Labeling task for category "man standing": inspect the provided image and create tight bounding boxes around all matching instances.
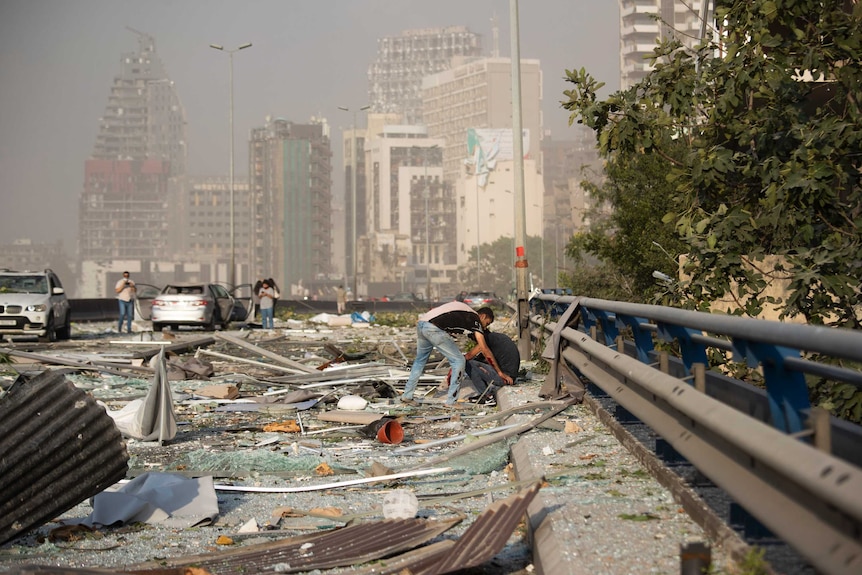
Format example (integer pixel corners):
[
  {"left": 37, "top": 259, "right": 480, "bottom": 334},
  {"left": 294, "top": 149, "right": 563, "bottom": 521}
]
[
  {"left": 259, "top": 279, "right": 276, "bottom": 329},
  {"left": 335, "top": 285, "right": 347, "bottom": 314},
  {"left": 114, "top": 271, "right": 136, "bottom": 334},
  {"left": 401, "top": 302, "right": 512, "bottom": 406}
]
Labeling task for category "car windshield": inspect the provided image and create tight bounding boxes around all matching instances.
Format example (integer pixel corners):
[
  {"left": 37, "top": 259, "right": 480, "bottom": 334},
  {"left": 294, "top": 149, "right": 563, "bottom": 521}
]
[
  {"left": 0, "top": 275, "right": 48, "bottom": 294},
  {"left": 164, "top": 285, "right": 205, "bottom": 295}
]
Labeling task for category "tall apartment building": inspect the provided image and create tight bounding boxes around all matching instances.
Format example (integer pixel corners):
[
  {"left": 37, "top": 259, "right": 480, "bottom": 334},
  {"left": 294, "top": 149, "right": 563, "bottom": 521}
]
[
  {"left": 182, "top": 176, "right": 252, "bottom": 269},
  {"left": 422, "top": 57, "right": 542, "bottom": 184},
  {"left": 368, "top": 27, "right": 482, "bottom": 125},
  {"left": 619, "top": 0, "right": 710, "bottom": 90},
  {"left": 362, "top": 126, "right": 448, "bottom": 298},
  {"left": 249, "top": 117, "right": 332, "bottom": 296},
  {"left": 77, "top": 30, "right": 187, "bottom": 293}
]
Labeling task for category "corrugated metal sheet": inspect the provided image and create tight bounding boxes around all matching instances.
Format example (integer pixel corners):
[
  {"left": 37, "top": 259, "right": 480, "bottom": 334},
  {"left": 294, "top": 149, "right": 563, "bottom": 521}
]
[
  {"left": 0, "top": 370, "right": 129, "bottom": 545},
  {"left": 419, "top": 480, "right": 542, "bottom": 575},
  {"left": 130, "top": 516, "right": 461, "bottom": 574},
  {"left": 131, "top": 480, "right": 542, "bottom": 575},
  {"left": 7, "top": 567, "right": 206, "bottom": 575}
]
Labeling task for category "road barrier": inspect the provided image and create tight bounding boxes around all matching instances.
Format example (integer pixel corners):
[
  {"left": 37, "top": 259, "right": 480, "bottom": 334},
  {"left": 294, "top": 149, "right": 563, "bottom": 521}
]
[{"left": 528, "top": 294, "right": 862, "bottom": 575}]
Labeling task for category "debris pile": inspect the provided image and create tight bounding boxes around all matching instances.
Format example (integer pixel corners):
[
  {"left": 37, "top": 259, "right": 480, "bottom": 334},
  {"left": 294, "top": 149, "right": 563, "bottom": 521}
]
[{"left": 0, "top": 319, "right": 566, "bottom": 574}]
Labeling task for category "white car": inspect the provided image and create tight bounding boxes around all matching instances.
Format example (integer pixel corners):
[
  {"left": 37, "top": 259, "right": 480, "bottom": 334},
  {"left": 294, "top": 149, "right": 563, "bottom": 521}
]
[
  {"left": 0, "top": 268, "right": 71, "bottom": 342},
  {"left": 150, "top": 283, "right": 234, "bottom": 332}
]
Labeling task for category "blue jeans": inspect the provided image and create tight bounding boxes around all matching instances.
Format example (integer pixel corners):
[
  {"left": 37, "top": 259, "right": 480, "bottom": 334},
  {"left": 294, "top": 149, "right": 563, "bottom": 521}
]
[
  {"left": 260, "top": 307, "right": 274, "bottom": 329},
  {"left": 118, "top": 299, "right": 134, "bottom": 333},
  {"left": 465, "top": 360, "right": 504, "bottom": 398},
  {"left": 402, "top": 321, "right": 466, "bottom": 405}
]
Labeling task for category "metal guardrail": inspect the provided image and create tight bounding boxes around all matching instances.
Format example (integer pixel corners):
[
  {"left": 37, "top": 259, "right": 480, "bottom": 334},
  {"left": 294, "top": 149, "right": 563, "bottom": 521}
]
[{"left": 528, "top": 294, "right": 862, "bottom": 575}]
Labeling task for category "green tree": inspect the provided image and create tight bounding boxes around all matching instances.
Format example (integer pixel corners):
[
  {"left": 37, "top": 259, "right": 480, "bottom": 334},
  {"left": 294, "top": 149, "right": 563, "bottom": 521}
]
[
  {"left": 460, "top": 235, "right": 555, "bottom": 298},
  {"left": 562, "top": 0, "right": 862, "bottom": 327},
  {"left": 564, "top": 139, "right": 689, "bottom": 303}
]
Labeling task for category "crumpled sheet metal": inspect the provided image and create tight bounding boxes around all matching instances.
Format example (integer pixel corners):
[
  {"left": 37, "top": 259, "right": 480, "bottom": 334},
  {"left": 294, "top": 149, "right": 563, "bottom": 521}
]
[
  {"left": 104, "top": 346, "right": 177, "bottom": 444},
  {"left": 5, "top": 567, "right": 206, "bottom": 575},
  {"left": 0, "top": 370, "right": 129, "bottom": 546},
  {"left": 129, "top": 480, "right": 543, "bottom": 575},
  {"left": 407, "top": 479, "right": 543, "bottom": 575},
  {"left": 131, "top": 516, "right": 462, "bottom": 574}
]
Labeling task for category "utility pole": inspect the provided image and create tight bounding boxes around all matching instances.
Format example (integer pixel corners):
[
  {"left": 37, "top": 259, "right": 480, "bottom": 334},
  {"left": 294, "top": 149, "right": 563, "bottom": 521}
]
[{"left": 510, "top": 0, "right": 531, "bottom": 358}]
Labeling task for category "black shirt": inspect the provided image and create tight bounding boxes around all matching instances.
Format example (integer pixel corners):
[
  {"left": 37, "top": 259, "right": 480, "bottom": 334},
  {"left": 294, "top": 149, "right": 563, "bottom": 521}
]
[
  {"left": 420, "top": 301, "right": 484, "bottom": 337},
  {"left": 477, "top": 332, "right": 520, "bottom": 380}
]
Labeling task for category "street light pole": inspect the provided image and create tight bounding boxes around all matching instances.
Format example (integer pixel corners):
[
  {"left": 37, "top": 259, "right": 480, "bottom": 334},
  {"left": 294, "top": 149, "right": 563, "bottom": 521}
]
[
  {"left": 424, "top": 160, "right": 431, "bottom": 301},
  {"left": 338, "top": 105, "right": 370, "bottom": 299},
  {"left": 476, "top": 174, "right": 481, "bottom": 287},
  {"left": 210, "top": 42, "right": 252, "bottom": 289}
]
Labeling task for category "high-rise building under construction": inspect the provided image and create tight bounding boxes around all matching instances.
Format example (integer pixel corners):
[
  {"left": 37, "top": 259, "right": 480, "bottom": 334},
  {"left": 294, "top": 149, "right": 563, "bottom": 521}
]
[{"left": 78, "top": 29, "right": 187, "bottom": 265}]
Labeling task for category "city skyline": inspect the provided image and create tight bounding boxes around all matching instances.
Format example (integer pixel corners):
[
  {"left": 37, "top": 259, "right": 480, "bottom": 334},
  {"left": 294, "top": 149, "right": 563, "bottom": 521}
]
[{"left": 0, "top": 1, "right": 620, "bottom": 250}]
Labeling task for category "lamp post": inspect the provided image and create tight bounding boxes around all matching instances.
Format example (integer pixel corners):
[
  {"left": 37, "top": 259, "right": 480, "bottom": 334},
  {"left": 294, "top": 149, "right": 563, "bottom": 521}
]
[
  {"left": 424, "top": 160, "right": 431, "bottom": 301},
  {"left": 338, "top": 105, "right": 370, "bottom": 299},
  {"left": 210, "top": 41, "right": 252, "bottom": 289},
  {"left": 475, "top": 173, "right": 481, "bottom": 287}
]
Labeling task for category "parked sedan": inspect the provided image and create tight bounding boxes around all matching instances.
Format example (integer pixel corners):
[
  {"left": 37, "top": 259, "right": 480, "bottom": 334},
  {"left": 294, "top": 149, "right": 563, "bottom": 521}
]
[
  {"left": 150, "top": 283, "right": 234, "bottom": 331},
  {"left": 461, "top": 291, "right": 503, "bottom": 309}
]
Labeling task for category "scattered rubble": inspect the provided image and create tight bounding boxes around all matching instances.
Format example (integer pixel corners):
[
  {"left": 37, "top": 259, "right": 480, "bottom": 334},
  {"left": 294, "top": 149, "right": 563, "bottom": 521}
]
[
  {"left": 0, "top": 318, "right": 547, "bottom": 573},
  {"left": 0, "top": 371, "right": 129, "bottom": 546}
]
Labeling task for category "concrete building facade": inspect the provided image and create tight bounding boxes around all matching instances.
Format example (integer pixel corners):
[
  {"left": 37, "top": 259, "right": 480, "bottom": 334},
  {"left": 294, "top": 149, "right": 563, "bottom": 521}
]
[
  {"left": 455, "top": 158, "right": 545, "bottom": 270},
  {"left": 360, "top": 125, "right": 450, "bottom": 299},
  {"left": 422, "top": 57, "right": 543, "bottom": 183},
  {"left": 368, "top": 27, "right": 482, "bottom": 125},
  {"left": 619, "top": 0, "right": 709, "bottom": 90},
  {"left": 249, "top": 117, "right": 333, "bottom": 297}
]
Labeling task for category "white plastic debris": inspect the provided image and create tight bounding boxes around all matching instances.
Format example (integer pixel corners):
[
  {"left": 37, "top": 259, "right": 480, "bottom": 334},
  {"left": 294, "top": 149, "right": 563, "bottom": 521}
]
[
  {"left": 382, "top": 489, "right": 419, "bottom": 520},
  {"left": 337, "top": 395, "right": 368, "bottom": 411}
]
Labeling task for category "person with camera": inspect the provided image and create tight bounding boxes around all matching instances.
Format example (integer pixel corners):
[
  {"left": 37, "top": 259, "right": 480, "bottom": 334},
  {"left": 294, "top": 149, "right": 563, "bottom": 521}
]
[
  {"left": 258, "top": 279, "right": 276, "bottom": 329},
  {"left": 114, "top": 271, "right": 136, "bottom": 333}
]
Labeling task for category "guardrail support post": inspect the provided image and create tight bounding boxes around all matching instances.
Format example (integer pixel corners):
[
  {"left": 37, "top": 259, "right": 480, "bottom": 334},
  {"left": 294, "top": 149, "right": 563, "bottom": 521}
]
[
  {"left": 810, "top": 407, "right": 832, "bottom": 453},
  {"left": 680, "top": 540, "right": 711, "bottom": 575}
]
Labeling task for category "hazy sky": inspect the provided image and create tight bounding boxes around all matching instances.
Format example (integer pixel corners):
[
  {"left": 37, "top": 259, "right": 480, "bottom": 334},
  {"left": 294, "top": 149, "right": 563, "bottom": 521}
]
[{"left": 0, "top": 0, "right": 619, "bottom": 250}]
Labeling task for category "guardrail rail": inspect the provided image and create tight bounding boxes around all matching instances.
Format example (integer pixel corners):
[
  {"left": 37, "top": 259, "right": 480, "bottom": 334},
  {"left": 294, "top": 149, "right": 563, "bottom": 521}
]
[{"left": 529, "top": 294, "right": 862, "bottom": 575}]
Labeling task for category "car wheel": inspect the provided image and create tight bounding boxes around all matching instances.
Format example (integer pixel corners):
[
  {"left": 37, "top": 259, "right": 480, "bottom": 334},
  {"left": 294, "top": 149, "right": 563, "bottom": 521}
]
[
  {"left": 56, "top": 316, "right": 71, "bottom": 340},
  {"left": 152, "top": 322, "right": 164, "bottom": 333},
  {"left": 39, "top": 314, "right": 57, "bottom": 343}
]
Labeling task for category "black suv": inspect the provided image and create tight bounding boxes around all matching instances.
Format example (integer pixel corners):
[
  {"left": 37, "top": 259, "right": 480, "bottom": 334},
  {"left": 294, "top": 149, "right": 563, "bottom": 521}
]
[{"left": 0, "top": 268, "right": 71, "bottom": 342}]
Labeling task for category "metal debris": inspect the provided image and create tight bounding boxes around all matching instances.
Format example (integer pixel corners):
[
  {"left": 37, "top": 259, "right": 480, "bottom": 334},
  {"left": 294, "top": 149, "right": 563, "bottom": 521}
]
[
  {"left": 130, "top": 515, "right": 463, "bottom": 574},
  {"left": 0, "top": 370, "right": 129, "bottom": 546}
]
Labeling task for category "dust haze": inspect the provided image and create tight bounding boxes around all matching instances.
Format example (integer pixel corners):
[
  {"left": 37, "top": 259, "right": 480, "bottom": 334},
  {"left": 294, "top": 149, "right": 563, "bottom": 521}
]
[{"left": 0, "top": 0, "right": 619, "bottom": 249}]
